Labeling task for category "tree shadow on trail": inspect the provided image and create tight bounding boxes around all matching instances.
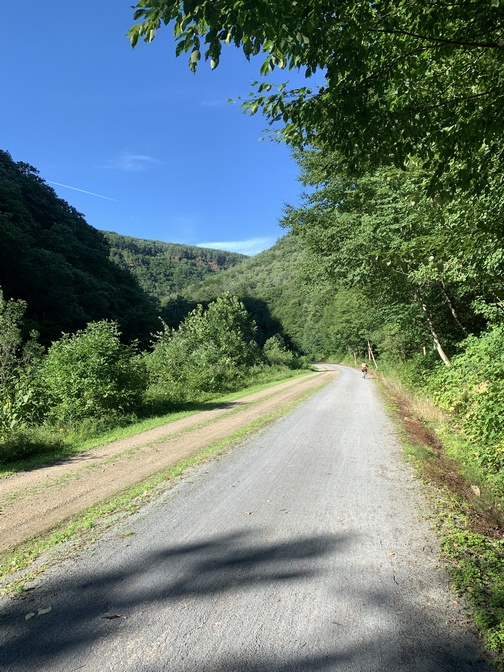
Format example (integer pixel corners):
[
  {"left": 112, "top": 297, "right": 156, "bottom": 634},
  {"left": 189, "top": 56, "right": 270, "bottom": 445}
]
[
  {"left": 0, "top": 529, "right": 348, "bottom": 669},
  {"left": 0, "top": 528, "right": 494, "bottom": 671}
]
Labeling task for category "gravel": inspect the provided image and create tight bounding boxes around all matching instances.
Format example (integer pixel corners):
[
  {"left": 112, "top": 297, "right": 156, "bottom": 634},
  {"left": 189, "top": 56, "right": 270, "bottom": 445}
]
[{"left": 0, "top": 365, "right": 491, "bottom": 671}]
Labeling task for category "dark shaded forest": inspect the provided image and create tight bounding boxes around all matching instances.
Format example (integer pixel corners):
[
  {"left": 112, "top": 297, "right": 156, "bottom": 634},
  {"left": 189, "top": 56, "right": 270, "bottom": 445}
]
[{"left": 0, "top": 151, "right": 158, "bottom": 346}]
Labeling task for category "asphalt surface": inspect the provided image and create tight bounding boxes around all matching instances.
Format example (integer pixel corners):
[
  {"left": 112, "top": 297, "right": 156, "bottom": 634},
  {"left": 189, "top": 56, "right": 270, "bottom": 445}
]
[{"left": 0, "top": 365, "right": 491, "bottom": 671}]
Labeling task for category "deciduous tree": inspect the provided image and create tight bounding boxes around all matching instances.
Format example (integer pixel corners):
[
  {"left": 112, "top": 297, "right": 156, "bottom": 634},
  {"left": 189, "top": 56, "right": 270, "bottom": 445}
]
[
  {"left": 129, "top": 0, "right": 504, "bottom": 190},
  {"left": 282, "top": 151, "right": 503, "bottom": 364}
]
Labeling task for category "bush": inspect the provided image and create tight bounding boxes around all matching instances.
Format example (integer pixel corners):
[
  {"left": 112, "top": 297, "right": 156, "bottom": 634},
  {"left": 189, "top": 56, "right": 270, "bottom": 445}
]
[
  {"left": 38, "top": 321, "right": 147, "bottom": 424},
  {"left": 0, "top": 371, "right": 44, "bottom": 439},
  {"left": 0, "top": 289, "right": 44, "bottom": 441},
  {"left": 263, "top": 334, "right": 295, "bottom": 367},
  {"left": 146, "top": 294, "right": 260, "bottom": 401},
  {"left": 428, "top": 326, "right": 504, "bottom": 475},
  {"left": 263, "top": 333, "right": 309, "bottom": 370}
]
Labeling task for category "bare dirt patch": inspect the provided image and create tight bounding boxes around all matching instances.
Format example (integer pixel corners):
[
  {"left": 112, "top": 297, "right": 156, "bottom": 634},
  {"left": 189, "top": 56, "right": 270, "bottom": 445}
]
[
  {"left": 384, "top": 383, "right": 504, "bottom": 539},
  {"left": 0, "top": 371, "right": 337, "bottom": 553}
]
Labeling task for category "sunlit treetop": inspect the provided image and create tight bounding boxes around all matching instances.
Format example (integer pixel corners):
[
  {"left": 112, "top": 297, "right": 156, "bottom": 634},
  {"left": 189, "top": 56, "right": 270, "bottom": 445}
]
[{"left": 129, "top": 1, "right": 504, "bottom": 191}]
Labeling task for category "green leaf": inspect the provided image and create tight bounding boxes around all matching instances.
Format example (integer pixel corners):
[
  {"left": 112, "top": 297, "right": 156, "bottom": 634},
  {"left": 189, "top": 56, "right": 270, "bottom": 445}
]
[{"left": 127, "top": 0, "right": 504, "bottom": 193}]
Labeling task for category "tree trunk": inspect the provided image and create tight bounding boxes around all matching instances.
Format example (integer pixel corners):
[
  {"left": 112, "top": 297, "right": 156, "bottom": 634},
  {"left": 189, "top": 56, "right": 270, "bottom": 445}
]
[
  {"left": 439, "top": 282, "right": 467, "bottom": 335},
  {"left": 416, "top": 291, "right": 451, "bottom": 366},
  {"left": 495, "top": 296, "right": 504, "bottom": 314}
]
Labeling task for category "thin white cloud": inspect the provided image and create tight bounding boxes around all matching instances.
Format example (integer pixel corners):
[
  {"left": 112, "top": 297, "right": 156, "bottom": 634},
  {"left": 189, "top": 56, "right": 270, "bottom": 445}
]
[
  {"left": 47, "top": 181, "right": 117, "bottom": 201},
  {"left": 197, "top": 237, "right": 276, "bottom": 256},
  {"left": 103, "top": 153, "right": 162, "bottom": 172},
  {"left": 200, "top": 99, "right": 228, "bottom": 107}
]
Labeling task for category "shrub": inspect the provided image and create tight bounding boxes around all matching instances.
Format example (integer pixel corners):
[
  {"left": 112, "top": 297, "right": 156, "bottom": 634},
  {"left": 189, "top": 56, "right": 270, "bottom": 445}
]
[
  {"left": 146, "top": 294, "right": 260, "bottom": 401},
  {"left": 38, "top": 321, "right": 147, "bottom": 424},
  {"left": 0, "top": 289, "right": 44, "bottom": 441},
  {"left": 263, "top": 333, "right": 307, "bottom": 369},
  {"left": 428, "top": 326, "right": 504, "bottom": 475}
]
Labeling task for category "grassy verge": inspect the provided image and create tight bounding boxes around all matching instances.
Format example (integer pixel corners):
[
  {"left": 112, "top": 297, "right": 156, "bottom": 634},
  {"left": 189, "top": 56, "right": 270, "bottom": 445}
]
[
  {"left": 0, "top": 378, "right": 326, "bottom": 594},
  {"left": 0, "top": 368, "right": 313, "bottom": 477},
  {"left": 378, "top": 372, "right": 504, "bottom": 669}
]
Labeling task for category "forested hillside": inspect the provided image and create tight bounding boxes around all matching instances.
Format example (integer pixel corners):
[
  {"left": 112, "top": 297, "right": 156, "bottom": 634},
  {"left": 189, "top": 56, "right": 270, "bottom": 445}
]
[
  {"left": 0, "top": 151, "right": 158, "bottom": 345},
  {"left": 175, "top": 234, "right": 313, "bottom": 348},
  {"left": 103, "top": 231, "right": 246, "bottom": 302},
  {"left": 282, "top": 151, "right": 504, "bottom": 366},
  {"left": 0, "top": 151, "right": 308, "bottom": 474}
]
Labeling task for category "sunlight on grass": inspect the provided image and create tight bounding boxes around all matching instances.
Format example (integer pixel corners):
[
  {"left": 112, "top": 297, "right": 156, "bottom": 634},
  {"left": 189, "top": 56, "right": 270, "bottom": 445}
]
[
  {"left": 379, "top": 369, "right": 504, "bottom": 666},
  {"left": 0, "top": 380, "right": 323, "bottom": 593},
  {"left": 0, "top": 368, "right": 313, "bottom": 477}
]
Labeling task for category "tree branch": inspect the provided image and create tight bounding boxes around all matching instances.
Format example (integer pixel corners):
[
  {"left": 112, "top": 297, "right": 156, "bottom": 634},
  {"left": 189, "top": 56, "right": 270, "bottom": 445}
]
[{"left": 367, "top": 27, "right": 504, "bottom": 50}]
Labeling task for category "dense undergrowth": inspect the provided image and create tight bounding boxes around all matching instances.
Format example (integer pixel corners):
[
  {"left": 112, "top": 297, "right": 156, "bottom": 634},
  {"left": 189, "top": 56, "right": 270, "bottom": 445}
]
[
  {"left": 380, "top": 351, "right": 504, "bottom": 668},
  {"left": 0, "top": 290, "right": 310, "bottom": 473},
  {"left": 390, "top": 325, "right": 504, "bottom": 501}
]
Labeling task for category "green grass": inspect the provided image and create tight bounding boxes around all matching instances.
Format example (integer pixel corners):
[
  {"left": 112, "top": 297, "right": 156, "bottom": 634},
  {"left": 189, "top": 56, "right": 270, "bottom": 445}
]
[
  {"left": 0, "top": 367, "right": 313, "bottom": 477},
  {"left": 0, "top": 378, "right": 325, "bottom": 594},
  {"left": 442, "top": 529, "right": 504, "bottom": 667},
  {"left": 378, "top": 370, "right": 504, "bottom": 668}
]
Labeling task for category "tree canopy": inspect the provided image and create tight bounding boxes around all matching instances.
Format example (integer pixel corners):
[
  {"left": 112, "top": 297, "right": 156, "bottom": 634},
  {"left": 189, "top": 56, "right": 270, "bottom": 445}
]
[
  {"left": 282, "top": 149, "right": 504, "bottom": 364},
  {"left": 129, "top": 0, "right": 504, "bottom": 190}
]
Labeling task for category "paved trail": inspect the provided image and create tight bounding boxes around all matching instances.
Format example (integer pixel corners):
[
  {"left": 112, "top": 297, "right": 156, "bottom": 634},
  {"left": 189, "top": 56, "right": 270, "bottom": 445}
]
[{"left": 0, "top": 366, "right": 490, "bottom": 670}]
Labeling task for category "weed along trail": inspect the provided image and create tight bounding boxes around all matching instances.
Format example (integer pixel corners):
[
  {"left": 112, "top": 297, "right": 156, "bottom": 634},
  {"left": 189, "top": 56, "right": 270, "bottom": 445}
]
[
  {"left": 0, "top": 366, "right": 491, "bottom": 671},
  {"left": 0, "top": 372, "right": 332, "bottom": 553}
]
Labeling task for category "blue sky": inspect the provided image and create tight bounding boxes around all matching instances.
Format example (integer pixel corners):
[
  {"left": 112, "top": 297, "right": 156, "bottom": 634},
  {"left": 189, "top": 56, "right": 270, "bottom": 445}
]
[{"left": 1, "top": 2, "right": 312, "bottom": 256}]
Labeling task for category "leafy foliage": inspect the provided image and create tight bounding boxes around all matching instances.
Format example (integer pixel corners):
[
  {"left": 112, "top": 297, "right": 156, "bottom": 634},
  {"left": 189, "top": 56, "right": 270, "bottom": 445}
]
[
  {"left": 429, "top": 326, "right": 504, "bottom": 480},
  {"left": 38, "top": 321, "right": 148, "bottom": 424},
  {"left": 0, "top": 290, "right": 43, "bottom": 440},
  {"left": 147, "top": 293, "right": 260, "bottom": 400},
  {"left": 0, "top": 293, "right": 32, "bottom": 389},
  {"left": 282, "top": 150, "right": 504, "bottom": 364},
  {"left": 263, "top": 333, "right": 306, "bottom": 369},
  {"left": 129, "top": 0, "right": 504, "bottom": 191}
]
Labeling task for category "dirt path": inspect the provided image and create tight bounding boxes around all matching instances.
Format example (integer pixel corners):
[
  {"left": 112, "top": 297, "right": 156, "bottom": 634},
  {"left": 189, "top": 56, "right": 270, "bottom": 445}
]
[
  {"left": 0, "top": 371, "right": 336, "bottom": 553},
  {"left": 0, "top": 364, "right": 490, "bottom": 672}
]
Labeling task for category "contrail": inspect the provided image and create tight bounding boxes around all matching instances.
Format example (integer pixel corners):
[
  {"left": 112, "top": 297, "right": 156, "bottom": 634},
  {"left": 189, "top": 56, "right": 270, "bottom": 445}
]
[{"left": 47, "top": 181, "right": 117, "bottom": 201}]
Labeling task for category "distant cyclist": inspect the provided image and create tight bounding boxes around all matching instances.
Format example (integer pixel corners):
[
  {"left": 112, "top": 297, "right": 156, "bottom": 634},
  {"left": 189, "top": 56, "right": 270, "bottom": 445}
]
[{"left": 361, "top": 362, "right": 368, "bottom": 379}]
